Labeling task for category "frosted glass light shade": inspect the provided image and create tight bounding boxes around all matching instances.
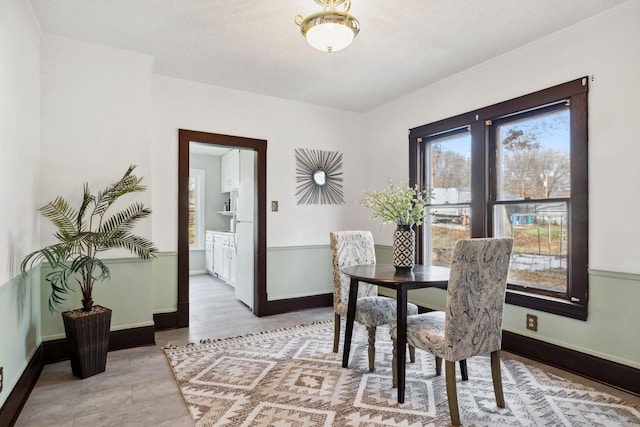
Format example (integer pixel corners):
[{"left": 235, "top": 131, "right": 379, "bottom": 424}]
[
  {"left": 295, "top": 7, "right": 360, "bottom": 53},
  {"left": 306, "top": 22, "right": 355, "bottom": 52}
]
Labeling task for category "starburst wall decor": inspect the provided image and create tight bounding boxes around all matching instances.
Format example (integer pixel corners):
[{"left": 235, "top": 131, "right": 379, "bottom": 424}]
[{"left": 295, "top": 148, "right": 344, "bottom": 205}]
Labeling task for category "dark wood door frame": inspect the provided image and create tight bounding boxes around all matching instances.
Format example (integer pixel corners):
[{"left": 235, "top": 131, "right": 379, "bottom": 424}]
[{"left": 178, "top": 129, "right": 268, "bottom": 327}]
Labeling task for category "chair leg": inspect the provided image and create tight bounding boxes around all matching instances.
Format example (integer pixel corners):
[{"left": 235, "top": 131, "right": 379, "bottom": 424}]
[
  {"left": 459, "top": 359, "right": 469, "bottom": 381},
  {"left": 409, "top": 345, "right": 416, "bottom": 363},
  {"left": 333, "top": 313, "right": 340, "bottom": 353},
  {"left": 391, "top": 338, "right": 397, "bottom": 388},
  {"left": 435, "top": 356, "right": 442, "bottom": 376},
  {"left": 491, "top": 350, "right": 505, "bottom": 408},
  {"left": 445, "top": 360, "right": 461, "bottom": 426},
  {"left": 367, "top": 326, "right": 376, "bottom": 372}
]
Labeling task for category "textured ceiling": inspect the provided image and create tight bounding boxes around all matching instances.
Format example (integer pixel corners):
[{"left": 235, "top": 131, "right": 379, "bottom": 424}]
[{"left": 29, "top": 0, "right": 627, "bottom": 112}]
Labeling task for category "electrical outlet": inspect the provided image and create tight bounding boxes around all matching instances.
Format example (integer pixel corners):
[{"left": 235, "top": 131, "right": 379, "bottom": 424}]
[
  {"left": 526, "top": 314, "right": 538, "bottom": 331},
  {"left": 271, "top": 201, "right": 278, "bottom": 212}
]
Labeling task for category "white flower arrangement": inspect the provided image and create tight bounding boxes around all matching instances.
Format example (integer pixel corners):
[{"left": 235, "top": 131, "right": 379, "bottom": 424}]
[{"left": 360, "top": 180, "right": 431, "bottom": 226}]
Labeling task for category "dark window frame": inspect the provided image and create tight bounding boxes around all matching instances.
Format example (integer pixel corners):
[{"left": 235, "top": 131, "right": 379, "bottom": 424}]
[{"left": 409, "top": 77, "right": 589, "bottom": 320}]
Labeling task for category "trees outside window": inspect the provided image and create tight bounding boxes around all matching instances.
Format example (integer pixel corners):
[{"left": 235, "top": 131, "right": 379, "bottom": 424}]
[
  {"left": 493, "top": 105, "right": 571, "bottom": 295},
  {"left": 423, "top": 129, "right": 472, "bottom": 267},
  {"left": 410, "top": 77, "right": 588, "bottom": 319}
]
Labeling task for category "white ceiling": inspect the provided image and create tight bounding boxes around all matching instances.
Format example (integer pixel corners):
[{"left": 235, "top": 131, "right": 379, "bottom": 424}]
[{"left": 29, "top": 0, "right": 627, "bottom": 112}]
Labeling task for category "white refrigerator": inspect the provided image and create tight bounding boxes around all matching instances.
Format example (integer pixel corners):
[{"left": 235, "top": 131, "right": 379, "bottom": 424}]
[{"left": 233, "top": 150, "right": 255, "bottom": 310}]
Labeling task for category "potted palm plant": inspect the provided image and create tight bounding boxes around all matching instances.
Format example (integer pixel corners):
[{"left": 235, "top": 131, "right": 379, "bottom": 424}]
[
  {"left": 360, "top": 180, "right": 431, "bottom": 270},
  {"left": 21, "top": 165, "right": 157, "bottom": 378}
]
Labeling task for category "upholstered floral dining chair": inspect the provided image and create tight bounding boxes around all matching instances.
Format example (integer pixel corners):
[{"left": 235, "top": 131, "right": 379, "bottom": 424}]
[
  {"left": 330, "top": 230, "right": 418, "bottom": 372},
  {"left": 389, "top": 237, "right": 513, "bottom": 426}
]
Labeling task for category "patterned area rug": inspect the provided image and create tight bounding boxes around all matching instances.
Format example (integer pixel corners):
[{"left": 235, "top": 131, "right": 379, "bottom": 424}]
[{"left": 164, "top": 321, "right": 640, "bottom": 426}]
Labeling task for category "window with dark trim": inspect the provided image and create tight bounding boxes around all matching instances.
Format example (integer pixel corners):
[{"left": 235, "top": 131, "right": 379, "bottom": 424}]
[{"left": 409, "top": 77, "right": 589, "bottom": 320}]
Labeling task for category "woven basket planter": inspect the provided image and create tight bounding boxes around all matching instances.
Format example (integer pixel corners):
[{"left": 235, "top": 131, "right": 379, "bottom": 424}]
[{"left": 62, "top": 305, "right": 112, "bottom": 379}]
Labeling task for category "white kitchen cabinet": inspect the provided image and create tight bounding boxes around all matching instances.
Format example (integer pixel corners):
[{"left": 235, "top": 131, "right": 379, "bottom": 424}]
[
  {"left": 213, "top": 233, "right": 226, "bottom": 278},
  {"left": 221, "top": 149, "right": 240, "bottom": 192},
  {"left": 211, "top": 231, "right": 235, "bottom": 286},
  {"left": 205, "top": 231, "right": 215, "bottom": 275},
  {"left": 227, "top": 236, "right": 236, "bottom": 286}
]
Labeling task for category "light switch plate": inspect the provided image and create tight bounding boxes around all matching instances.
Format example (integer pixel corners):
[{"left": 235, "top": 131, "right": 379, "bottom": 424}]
[{"left": 271, "top": 201, "right": 278, "bottom": 212}]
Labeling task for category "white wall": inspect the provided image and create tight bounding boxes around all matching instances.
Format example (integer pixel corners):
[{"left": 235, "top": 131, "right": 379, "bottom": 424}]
[
  {"left": 151, "top": 75, "right": 366, "bottom": 250},
  {"left": 38, "top": 36, "right": 156, "bottom": 331},
  {"left": 0, "top": 0, "right": 41, "bottom": 409},
  {"left": 35, "top": 37, "right": 367, "bottom": 313},
  {"left": 150, "top": 76, "right": 366, "bottom": 303},
  {"left": 0, "top": 0, "right": 41, "bottom": 284},
  {"left": 363, "top": 1, "right": 640, "bottom": 367},
  {"left": 40, "top": 36, "right": 155, "bottom": 245}
]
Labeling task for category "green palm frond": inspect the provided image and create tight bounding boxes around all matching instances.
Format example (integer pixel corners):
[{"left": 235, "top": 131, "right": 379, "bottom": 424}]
[
  {"left": 77, "top": 182, "right": 95, "bottom": 232},
  {"left": 105, "top": 235, "right": 157, "bottom": 259},
  {"left": 93, "top": 165, "right": 146, "bottom": 217},
  {"left": 39, "top": 197, "right": 78, "bottom": 235},
  {"left": 40, "top": 254, "right": 111, "bottom": 312},
  {"left": 54, "top": 229, "right": 92, "bottom": 256},
  {"left": 46, "top": 268, "right": 73, "bottom": 312},
  {"left": 21, "top": 165, "right": 156, "bottom": 312},
  {"left": 21, "top": 243, "right": 72, "bottom": 274},
  {"left": 98, "top": 202, "right": 151, "bottom": 238},
  {"left": 69, "top": 255, "right": 110, "bottom": 283}
]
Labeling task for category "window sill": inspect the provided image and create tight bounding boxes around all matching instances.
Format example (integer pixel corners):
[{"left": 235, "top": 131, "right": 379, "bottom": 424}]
[{"left": 506, "top": 289, "right": 587, "bottom": 320}]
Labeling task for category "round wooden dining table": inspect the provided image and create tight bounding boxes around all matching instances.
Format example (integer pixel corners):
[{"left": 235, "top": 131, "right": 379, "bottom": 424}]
[{"left": 340, "top": 264, "right": 450, "bottom": 403}]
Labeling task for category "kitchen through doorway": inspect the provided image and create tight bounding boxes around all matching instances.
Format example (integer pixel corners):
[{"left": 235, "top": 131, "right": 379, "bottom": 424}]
[
  {"left": 177, "top": 130, "right": 267, "bottom": 328},
  {"left": 191, "top": 144, "right": 255, "bottom": 309}
]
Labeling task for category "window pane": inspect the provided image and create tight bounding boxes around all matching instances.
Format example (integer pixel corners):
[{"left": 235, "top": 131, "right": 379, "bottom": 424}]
[
  {"left": 189, "top": 169, "right": 205, "bottom": 250},
  {"left": 494, "top": 202, "right": 568, "bottom": 293},
  {"left": 428, "top": 132, "right": 471, "bottom": 204},
  {"left": 427, "top": 208, "right": 471, "bottom": 266},
  {"left": 496, "top": 108, "right": 570, "bottom": 201},
  {"left": 412, "top": 78, "right": 588, "bottom": 319},
  {"left": 424, "top": 131, "right": 471, "bottom": 266}
]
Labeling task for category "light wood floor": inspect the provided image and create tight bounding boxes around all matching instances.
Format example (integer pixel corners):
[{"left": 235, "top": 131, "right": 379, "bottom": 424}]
[{"left": 14, "top": 274, "right": 639, "bottom": 426}]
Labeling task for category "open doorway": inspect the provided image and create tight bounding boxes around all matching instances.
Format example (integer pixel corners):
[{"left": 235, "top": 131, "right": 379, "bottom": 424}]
[{"left": 177, "top": 129, "right": 267, "bottom": 327}]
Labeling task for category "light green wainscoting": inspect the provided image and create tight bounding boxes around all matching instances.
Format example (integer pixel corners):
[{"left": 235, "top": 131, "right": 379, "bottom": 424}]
[
  {"left": 267, "top": 245, "right": 333, "bottom": 300},
  {"left": 376, "top": 243, "right": 640, "bottom": 369},
  {"left": 502, "top": 269, "right": 640, "bottom": 369},
  {"left": 40, "top": 258, "right": 156, "bottom": 341},
  {"left": 152, "top": 251, "right": 178, "bottom": 314},
  {"left": 0, "top": 270, "right": 41, "bottom": 409}
]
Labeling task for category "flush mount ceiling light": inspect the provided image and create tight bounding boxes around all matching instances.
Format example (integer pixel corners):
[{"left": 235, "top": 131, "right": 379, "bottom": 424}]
[{"left": 295, "top": 0, "right": 360, "bottom": 53}]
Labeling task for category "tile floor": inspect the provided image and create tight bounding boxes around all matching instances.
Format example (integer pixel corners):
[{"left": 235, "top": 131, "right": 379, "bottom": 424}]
[{"left": 14, "top": 274, "right": 640, "bottom": 426}]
